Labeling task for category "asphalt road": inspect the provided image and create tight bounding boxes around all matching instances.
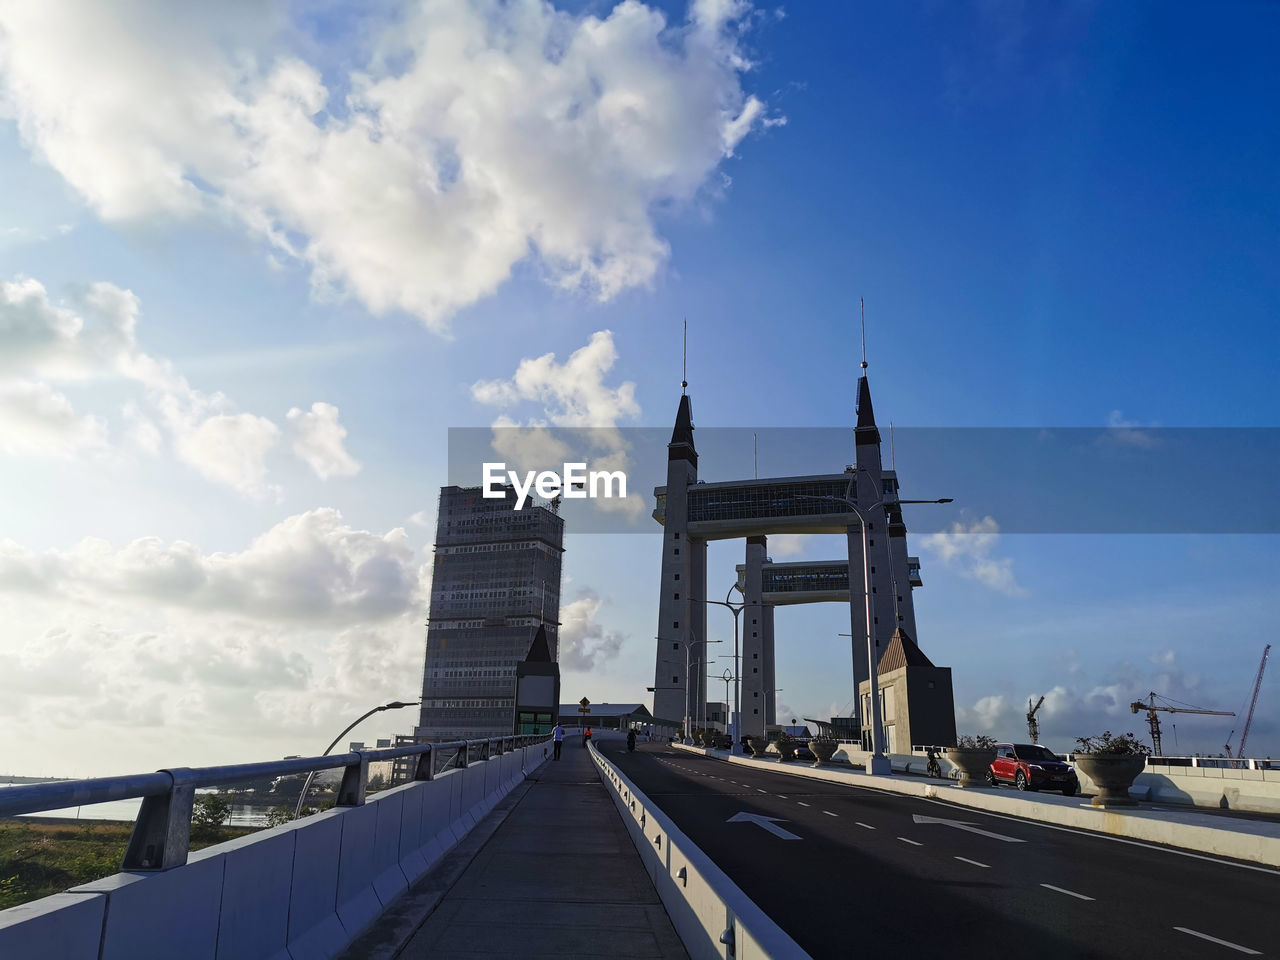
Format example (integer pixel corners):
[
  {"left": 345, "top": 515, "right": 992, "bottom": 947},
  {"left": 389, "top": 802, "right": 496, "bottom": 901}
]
[{"left": 607, "top": 743, "right": 1280, "bottom": 960}]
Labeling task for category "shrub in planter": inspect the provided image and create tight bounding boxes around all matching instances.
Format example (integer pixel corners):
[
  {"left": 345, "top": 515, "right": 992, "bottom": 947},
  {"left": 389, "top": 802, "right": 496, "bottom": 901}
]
[
  {"left": 747, "top": 736, "right": 770, "bottom": 757},
  {"left": 944, "top": 734, "right": 998, "bottom": 788},
  {"left": 1074, "top": 731, "right": 1149, "bottom": 807},
  {"left": 808, "top": 738, "right": 838, "bottom": 766},
  {"left": 775, "top": 732, "right": 798, "bottom": 761}
]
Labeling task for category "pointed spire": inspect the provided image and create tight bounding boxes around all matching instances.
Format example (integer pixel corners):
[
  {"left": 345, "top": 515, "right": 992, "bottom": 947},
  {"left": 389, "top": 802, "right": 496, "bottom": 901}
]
[
  {"left": 523, "top": 623, "right": 552, "bottom": 663},
  {"left": 669, "top": 393, "right": 697, "bottom": 465},
  {"left": 855, "top": 298, "right": 880, "bottom": 445}
]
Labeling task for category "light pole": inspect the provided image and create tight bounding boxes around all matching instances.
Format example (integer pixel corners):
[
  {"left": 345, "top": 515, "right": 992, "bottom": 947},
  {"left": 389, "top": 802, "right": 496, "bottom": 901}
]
[
  {"left": 654, "top": 635, "right": 721, "bottom": 742},
  {"left": 294, "top": 699, "right": 419, "bottom": 820},
  {"left": 797, "top": 469, "right": 951, "bottom": 775},
  {"left": 695, "top": 585, "right": 763, "bottom": 756},
  {"left": 717, "top": 668, "right": 733, "bottom": 733}
]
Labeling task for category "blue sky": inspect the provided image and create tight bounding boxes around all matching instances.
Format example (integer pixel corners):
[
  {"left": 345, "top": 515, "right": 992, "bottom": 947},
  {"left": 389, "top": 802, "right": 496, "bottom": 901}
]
[{"left": 1, "top": 0, "right": 1276, "bottom": 775}]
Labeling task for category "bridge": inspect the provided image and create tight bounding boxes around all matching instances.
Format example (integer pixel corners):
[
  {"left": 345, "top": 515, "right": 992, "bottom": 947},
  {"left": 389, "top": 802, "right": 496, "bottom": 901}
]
[{"left": 3, "top": 732, "right": 1279, "bottom": 959}]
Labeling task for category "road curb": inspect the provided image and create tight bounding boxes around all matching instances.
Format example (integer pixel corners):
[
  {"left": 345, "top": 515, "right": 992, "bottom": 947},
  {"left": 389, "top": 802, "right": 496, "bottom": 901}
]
[{"left": 671, "top": 744, "right": 1280, "bottom": 869}]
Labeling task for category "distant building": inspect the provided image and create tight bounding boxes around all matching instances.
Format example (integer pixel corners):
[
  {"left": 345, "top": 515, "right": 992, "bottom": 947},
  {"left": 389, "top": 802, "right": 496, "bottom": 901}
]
[{"left": 413, "top": 485, "right": 564, "bottom": 742}]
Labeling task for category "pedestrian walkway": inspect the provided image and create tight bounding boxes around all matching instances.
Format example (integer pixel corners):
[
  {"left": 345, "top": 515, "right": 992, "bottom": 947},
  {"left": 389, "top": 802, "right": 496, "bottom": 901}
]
[{"left": 340, "top": 734, "right": 688, "bottom": 960}]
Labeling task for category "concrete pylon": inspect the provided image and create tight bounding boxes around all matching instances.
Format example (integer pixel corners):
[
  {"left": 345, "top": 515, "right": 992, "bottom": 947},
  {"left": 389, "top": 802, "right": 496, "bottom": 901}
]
[
  {"left": 652, "top": 394, "right": 707, "bottom": 733},
  {"left": 741, "top": 536, "right": 768, "bottom": 738}
]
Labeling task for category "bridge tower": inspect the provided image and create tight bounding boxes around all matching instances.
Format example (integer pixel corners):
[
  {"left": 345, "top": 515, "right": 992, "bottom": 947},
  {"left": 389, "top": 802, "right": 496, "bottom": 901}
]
[{"left": 651, "top": 394, "right": 708, "bottom": 731}]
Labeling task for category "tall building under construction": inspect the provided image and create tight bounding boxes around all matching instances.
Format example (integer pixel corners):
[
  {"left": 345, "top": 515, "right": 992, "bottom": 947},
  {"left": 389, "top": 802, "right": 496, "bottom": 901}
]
[{"left": 414, "top": 485, "right": 564, "bottom": 741}]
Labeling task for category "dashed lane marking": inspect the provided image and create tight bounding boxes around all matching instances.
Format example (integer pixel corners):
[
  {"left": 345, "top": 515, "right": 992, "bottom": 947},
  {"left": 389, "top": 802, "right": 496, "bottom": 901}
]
[
  {"left": 1040, "top": 884, "right": 1094, "bottom": 901},
  {"left": 1173, "top": 928, "right": 1261, "bottom": 955},
  {"left": 797, "top": 802, "right": 810, "bottom": 807},
  {"left": 822, "top": 811, "right": 838, "bottom": 817},
  {"left": 954, "top": 857, "right": 990, "bottom": 869},
  {"left": 855, "top": 822, "right": 875, "bottom": 830},
  {"left": 898, "top": 837, "right": 923, "bottom": 846}
]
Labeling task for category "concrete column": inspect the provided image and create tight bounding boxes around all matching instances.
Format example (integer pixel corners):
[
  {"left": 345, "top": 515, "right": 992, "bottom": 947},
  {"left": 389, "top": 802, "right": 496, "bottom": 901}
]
[
  {"left": 846, "top": 522, "right": 870, "bottom": 733},
  {"left": 763, "top": 602, "right": 777, "bottom": 727},
  {"left": 741, "top": 537, "right": 767, "bottom": 738}
]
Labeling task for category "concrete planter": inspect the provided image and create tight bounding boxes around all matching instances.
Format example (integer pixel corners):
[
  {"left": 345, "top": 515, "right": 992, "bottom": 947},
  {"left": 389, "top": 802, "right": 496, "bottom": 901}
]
[
  {"left": 776, "top": 741, "right": 797, "bottom": 762},
  {"left": 944, "top": 747, "right": 997, "bottom": 787},
  {"left": 1076, "top": 754, "right": 1146, "bottom": 807},
  {"left": 747, "top": 737, "right": 770, "bottom": 757},
  {"left": 809, "top": 740, "right": 838, "bottom": 766}
]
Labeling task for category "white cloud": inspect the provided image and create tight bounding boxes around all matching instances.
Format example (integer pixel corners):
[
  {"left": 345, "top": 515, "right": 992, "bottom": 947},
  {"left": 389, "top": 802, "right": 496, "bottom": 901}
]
[
  {"left": 919, "top": 515, "right": 1024, "bottom": 595},
  {"left": 768, "top": 533, "right": 811, "bottom": 558},
  {"left": 473, "top": 329, "right": 647, "bottom": 519},
  {"left": 0, "top": 508, "right": 422, "bottom": 622},
  {"left": 473, "top": 330, "right": 640, "bottom": 431},
  {"left": 0, "top": 1, "right": 778, "bottom": 331},
  {"left": 559, "top": 588, "right": 626, "bottom": 671},
  {"left": 286, "top": 402, "right": 361, "bottom": 480},
  {"left": 1103, "top": 409, "right": 1161, "bottom": 449},
  {"left": 0, "top": 273, "right": 356, "bottom": 498},
  {"left": 0, "top": 379, "right": 108, "bottom": 458}
]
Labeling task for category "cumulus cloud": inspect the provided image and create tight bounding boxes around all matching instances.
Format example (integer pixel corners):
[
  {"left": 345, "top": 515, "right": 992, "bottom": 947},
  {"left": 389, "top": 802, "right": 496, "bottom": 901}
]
[
  {"left": 1103, "top": 409, "right": 1161, "bottom": 450},
  {"left": 0, "top": 379, "right": 108, "bottom": 458},
  {"left": 768, "top": 534, "right": 812, "bottom": 558},
  {"left": 919, "top": 515, "right": 1024, "bottom": 595},
  {"left": 558, "top": 588, "right": 626, "bottom": 671},
  {"left": 286, "top": 402, "right": 361, "bottom": 480},
  {"left": 474, "top": 329, "right": 647, "bottom": 518},
  {"left": 0, "top": 508, "right": 422, "bottom": 622},
  {"left": 0, "top": 274, "right": 353, "bottom": 497},
  {"left": 0, "top": 0, "right": 779, "bottom": 331}
]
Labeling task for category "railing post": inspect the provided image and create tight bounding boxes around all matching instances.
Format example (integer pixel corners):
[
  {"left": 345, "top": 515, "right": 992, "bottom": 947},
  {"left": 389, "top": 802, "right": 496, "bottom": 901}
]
[
  {"left": 335, "top": 753, "right": 368, "bottom": 807},
  {"left": 457, "top": 742, "right": 469, "bottom": 769},
  {"left": 121, "top": 767, "right": 197, "bottom": 871},
  {"left": 414, "top": 746, "right": 435, "bottom": 781}
]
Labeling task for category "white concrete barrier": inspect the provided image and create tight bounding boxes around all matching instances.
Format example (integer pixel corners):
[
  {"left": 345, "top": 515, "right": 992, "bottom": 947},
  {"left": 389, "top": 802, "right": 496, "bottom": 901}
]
[
  {"left": 0, "top": 741, "right": 552, "bottom": 960},
  {"left": 0, "top": 893, "right": 105, "bottom": 960},
  {"left": 591, "top": 744, "right": 811, "bottom": 960}
]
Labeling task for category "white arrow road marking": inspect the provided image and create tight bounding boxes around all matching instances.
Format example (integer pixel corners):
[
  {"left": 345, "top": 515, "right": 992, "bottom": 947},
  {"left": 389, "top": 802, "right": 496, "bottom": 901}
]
[
  {"left": 727, "top": 812, "right": 802, "bottom": 840},
  {"left": 912, "top": 814, "right": 1026, "bottom": 843}
]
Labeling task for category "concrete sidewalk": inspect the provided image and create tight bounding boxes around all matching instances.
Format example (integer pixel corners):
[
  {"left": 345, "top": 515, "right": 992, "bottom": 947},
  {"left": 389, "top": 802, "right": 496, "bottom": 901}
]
[{"left": 340, "top": 735, "right": 688, "bottom": 960}]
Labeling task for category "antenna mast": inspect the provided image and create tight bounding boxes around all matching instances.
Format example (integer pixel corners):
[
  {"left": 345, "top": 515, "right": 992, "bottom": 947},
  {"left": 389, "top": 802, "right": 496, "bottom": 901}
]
[
  {"left": 682, "top": 319, "right": 688, "bottom": 394},
  {"left": 860, "top": 297, "right": 867, "bottom": 372},
  {"left": 753, "top": 433, "right": 758, "bottom": 479}
]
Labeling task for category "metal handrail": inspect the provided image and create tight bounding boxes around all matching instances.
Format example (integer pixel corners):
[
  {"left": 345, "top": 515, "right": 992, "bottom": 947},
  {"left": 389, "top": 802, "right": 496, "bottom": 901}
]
[{"left": 0, "top": 734, "right": 550, "bottom": 871}]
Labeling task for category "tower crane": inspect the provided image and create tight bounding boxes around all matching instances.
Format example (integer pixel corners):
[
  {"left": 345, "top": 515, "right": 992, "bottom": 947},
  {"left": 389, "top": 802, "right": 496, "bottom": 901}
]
[
  {"left": 1225, "top": 644, "right": 1271, "bottom": 760},
  {"left": 1129, "top": 693, "right": 1234, "bottom": 757},
  {"left": 1026, "top": 695, "right": 1046, "bottom": 744}
]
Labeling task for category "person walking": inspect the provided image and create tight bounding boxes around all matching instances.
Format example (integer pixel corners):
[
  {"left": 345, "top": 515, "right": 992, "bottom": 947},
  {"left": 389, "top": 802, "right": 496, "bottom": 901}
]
[{"left": 552, "top": 723, "right": 565, "bottom": 760}]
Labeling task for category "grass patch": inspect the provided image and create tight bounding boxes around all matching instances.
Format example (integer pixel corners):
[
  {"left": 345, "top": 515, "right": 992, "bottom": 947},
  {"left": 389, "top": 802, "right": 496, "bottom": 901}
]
[{"left": 0, "top": 819, "right": 257, "bottom": 911}]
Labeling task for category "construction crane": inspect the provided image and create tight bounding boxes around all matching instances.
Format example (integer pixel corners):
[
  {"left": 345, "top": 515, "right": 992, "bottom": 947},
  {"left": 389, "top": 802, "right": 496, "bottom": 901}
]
[
  {"left": 1225, "top": 644, "right": 1271, "bottom": 760},
  {"left": 1129, "top": 693, "right": 1234, "bottom": 757},
  {"left": 1026, "top": 695, "right": 1046, "bottom": 743}
]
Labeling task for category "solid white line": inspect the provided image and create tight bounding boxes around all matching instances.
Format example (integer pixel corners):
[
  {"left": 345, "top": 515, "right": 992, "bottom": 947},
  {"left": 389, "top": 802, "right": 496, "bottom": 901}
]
[
  {"left": 797, "top": 802, "right": 811, "bottom": 807},
  {"left": 856, "top": 822, "right": 876, "bottom": 830},
  {"left": 1040, "top": 884, "right": 1094, "bottom": 901},
  {"left": 1173, "top": 927, "right": 1261, "bottom": 955},
  {"left": 954, "top": 856, "right": 990, "bottom": 868},
  {"left": 823, "top": 810, "right": 838, "bottom": 817}
]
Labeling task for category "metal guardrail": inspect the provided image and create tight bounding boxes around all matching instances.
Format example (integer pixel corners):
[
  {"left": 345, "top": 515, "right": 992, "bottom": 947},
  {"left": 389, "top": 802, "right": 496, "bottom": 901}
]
[{"left": 0, "top": 735, "right": 548, "bottom": 871}]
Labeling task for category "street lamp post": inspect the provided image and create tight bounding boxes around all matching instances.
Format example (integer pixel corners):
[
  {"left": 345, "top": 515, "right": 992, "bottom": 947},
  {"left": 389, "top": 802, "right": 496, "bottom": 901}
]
[
  {"left": 294, "top": 699, "right": 419, "bottom": 820},
  {"left": 797, "top": 469, "right": 951, "bottom": 776},
  {"left": 695, "top": 585, "right": 758, "bottom": 756}
]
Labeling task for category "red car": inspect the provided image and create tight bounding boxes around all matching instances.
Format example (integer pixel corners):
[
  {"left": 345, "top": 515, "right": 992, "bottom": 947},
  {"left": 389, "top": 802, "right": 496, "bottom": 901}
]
[{"left": 987, "top": 743, "right": 1079, "bottom": 795}]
